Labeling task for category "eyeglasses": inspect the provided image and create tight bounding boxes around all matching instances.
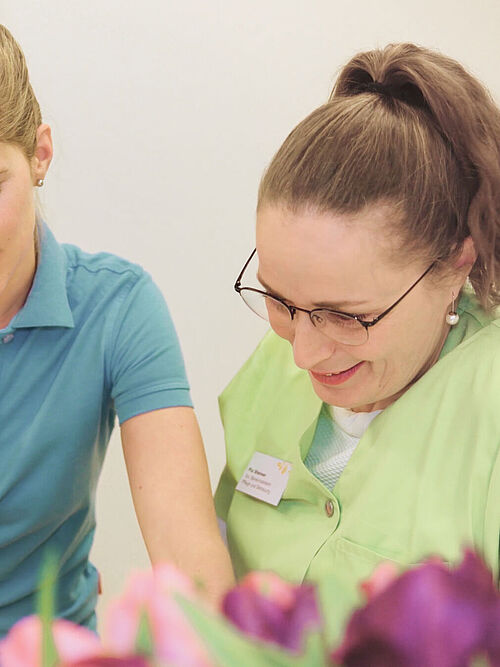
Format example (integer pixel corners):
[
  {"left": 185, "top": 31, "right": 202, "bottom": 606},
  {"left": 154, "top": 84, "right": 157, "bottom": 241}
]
[{"left": 234, "top": 249, "right": 436, "bottom": 346}]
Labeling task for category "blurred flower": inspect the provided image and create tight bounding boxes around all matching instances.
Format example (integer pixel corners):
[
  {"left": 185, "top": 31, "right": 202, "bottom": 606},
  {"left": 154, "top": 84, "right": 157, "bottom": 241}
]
[
  {"left": 333, "top": 550, "right": 500, "bottom": 667},
  {"left": 222, "top": 571, "right": 321, "bottom": 653},
  {"left": 104, "top": 563, "right": 213, "bottom": 667},
  {"left": 63, "top": 658, "right": 150, "bottom": 667},
  {"left": 359, "top": 561, "right": 399, "bottom": 602},
  {"left": 0, "top": 615, "right": 101, "bottom": 667}
]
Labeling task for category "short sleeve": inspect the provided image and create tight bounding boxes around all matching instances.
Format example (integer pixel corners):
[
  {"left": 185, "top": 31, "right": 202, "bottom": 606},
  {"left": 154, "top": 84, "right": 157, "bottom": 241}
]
[{"left": 109, "top": 272, "right": 192, "bottom": 424}]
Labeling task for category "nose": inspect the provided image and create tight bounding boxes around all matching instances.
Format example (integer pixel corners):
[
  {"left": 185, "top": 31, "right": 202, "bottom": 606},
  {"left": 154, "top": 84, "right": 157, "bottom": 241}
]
[{"left": 291, "top": 311, "right": 337, "bottom": 370}]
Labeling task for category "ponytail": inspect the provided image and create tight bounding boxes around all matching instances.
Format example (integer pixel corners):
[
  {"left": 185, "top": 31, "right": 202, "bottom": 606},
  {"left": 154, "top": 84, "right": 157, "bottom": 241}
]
[{"left": 259, "top": 43, "right": 500, "bottom": 309}]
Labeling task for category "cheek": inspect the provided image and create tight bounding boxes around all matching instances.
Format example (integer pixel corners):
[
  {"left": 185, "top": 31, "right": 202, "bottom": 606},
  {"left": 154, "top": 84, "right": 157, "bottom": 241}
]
[
  {"left": 363, "top": 315, "right": 443, "bottom": 386},
  {"left": 265, "top": 302, "right": 291, "bottom": 339},
  {"left": 0, "top": 185, "right": 34, "bottom": 241},
  {"left": 269, "top": 319, "right": 294, "bottom": 342},
  {"left": 357, "top": 327, "right": 414, "bottom": 384}
]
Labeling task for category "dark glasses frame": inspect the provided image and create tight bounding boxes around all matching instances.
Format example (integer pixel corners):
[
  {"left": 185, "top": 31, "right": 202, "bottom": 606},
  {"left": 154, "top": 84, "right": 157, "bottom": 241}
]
[{"left": 234, "top": 248, "right": 436, "bottom": 333}]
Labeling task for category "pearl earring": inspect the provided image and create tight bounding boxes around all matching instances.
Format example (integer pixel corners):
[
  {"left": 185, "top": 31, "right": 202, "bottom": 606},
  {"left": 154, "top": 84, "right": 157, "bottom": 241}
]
[
  {"left": 36, "top": 178, "right": 44, "bottom": 187},
  {"left": 446, "top": 293, "right": 459, "bottom": 326}
]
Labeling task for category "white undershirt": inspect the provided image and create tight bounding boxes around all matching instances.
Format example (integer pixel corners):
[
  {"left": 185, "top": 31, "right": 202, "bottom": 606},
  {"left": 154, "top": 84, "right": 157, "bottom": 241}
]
[{"left": 304, "top": 404, "right": 381, "bottom": 490}]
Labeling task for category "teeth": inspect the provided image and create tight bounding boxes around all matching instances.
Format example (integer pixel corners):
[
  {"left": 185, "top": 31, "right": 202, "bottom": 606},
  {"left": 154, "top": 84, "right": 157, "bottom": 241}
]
[{"left": 318, "top": 364, "right": 360, "bottom": 377}]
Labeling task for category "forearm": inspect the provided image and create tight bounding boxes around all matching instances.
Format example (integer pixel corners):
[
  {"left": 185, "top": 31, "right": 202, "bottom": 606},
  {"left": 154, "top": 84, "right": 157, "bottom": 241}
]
[
  {"left": 121, "top": 406, "right": 235, "bottom": 604},
  {"left": 147, "top": 526, "right": 235, "bottom": 603}
]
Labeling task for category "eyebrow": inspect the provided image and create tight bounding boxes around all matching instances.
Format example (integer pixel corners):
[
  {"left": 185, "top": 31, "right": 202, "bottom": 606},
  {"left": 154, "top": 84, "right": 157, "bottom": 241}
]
[{"left": 256, "top": 274, "right": 371, "bottom": 310}]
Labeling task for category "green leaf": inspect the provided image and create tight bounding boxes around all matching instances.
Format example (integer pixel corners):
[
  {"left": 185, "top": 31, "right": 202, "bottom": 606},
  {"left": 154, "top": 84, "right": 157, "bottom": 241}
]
[
  {"left": 177, "top": 594, "right": 330, "bottom": 667},
  {"left": 134, "top": 608, "right": 155, "bottom": 656},
  {"left": 36, "top": 551, "right": 59, "bottom": 667}
]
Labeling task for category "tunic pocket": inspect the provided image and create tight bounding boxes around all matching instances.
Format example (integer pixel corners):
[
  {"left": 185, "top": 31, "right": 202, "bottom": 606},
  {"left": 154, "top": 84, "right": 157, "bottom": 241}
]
[{"left": 331, "top": 536, "right": 450, "bottom": 588}]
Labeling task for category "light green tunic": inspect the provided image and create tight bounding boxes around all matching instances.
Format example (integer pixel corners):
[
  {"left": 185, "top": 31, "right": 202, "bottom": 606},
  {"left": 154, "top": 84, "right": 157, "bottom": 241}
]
[{"left": 215, "top": 292, "right": 500, "bottom": 638}]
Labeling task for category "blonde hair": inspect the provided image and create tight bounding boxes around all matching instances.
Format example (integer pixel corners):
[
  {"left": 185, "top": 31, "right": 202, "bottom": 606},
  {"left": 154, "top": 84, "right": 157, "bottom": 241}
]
[
  {"left": 0, "top": 24, "right": 41, "bottom": 159},
  {"left": 258, "top": 44, "right": 500, "bottom": 310}
]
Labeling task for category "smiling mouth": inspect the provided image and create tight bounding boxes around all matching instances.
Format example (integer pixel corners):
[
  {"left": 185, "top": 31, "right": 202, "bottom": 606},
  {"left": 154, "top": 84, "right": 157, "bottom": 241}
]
[{"left": 310, "top": 361, "right": 365, "bottom": 386}]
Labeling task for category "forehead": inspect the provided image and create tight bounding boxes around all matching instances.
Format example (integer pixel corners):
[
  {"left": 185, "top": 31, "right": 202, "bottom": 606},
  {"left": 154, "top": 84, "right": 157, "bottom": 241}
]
[{"left": 255, "top": 204, "right": 409, "bottom": 306}]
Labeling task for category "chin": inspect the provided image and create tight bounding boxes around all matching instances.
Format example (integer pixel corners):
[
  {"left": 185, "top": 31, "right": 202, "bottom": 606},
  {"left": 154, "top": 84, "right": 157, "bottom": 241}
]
[
  {"left": 310, "top": 379, "right": 362, "bottom": 409},
  {"left": 309, "top": 373, "right": 393, "bottom": 412}
]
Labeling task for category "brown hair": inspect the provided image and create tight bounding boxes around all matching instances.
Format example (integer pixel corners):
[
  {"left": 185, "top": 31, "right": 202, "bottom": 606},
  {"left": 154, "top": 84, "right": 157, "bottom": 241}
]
[
  {"left": 258, "top": 43, "right": 500, "bottom": 310},
  {"left": 0, "top": 24, "right": 41, "bottom": 159}
]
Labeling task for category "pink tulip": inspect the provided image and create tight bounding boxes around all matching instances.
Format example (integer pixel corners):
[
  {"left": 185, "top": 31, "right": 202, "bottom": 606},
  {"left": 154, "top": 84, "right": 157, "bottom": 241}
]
[
  {"left": 63, "top": 658, "right": 150, "bottom": 666},
  {"left": 0, "top": 615, "right": 102, "bottom": 667},
  {"left": 104, "top": 563, "right": 213, "bottom": 667}
]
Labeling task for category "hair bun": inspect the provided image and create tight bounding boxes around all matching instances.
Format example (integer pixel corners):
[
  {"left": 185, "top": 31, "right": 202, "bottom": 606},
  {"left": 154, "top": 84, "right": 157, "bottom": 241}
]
[{"left": 343, "top": 70, "right": 428, "bottom": 110}]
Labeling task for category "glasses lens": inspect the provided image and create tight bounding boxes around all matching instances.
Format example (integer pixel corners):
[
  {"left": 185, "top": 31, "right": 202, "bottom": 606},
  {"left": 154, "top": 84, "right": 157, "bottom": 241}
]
[
  {"left": 310, "top": 310, "right": 369, "bottom": 345},
  {"left": 239, "top": 288, "right": 369, "bottom": 346},
  {"left": 240, "top": 289, "right": 291, "bottom": 325}
]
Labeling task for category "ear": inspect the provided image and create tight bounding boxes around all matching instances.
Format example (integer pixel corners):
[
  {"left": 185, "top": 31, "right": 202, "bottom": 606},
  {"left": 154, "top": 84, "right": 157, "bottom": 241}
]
[
  {"left": 454, "top": 236, "right": 477, "bottom": 272},
  {"left": 31, "top": 124, "right": 53, "bottom": 184}
]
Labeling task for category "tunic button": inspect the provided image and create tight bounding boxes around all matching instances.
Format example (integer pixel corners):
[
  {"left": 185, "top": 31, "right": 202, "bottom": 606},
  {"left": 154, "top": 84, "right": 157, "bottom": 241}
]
[
  {"left": 325, "top": 499, "right": 335, "bottom": 517},
  {"left": 2, "top": 334, "right": 14, "bottom": 344}
]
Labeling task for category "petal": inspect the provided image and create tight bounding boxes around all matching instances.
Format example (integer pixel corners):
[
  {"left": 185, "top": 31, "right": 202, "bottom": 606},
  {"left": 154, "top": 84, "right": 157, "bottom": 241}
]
[
  {"left": 239, "top": 572, "right": 295, "bottom": 607},
  {"left": 223, "top": 578, "right": 321, "bottom": 653},
  {"left": 62, "top": 658, "right": 150, "bottom": 667},
  {"left": 0, "top": 616, "right": 41, "bottom": 666},
  {"left": 105, "top": 581, "right": 212, "bottom": 665},
  {"left": 153, "top": 563, "right": 197, "bottom": 597},
  {"left": 359, "top": 561, "right": 399, "bottom": 601},
  {"left": 0, "top": 616, "right": 101, "bottom": 667},
  {"left": 104, "top": 598, "right": 141, "bottom": 654},
  {"left": 334, "top": 553, "right": 500, "bottom": 667},
  {"left": 282, "top": 584, "right": 322, "bottom": 651}
]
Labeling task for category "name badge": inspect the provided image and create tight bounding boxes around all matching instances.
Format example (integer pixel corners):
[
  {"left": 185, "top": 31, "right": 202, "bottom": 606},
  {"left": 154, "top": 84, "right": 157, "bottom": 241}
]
[{"left": 236, "top": 451, "right": 292, "bottom": 506}]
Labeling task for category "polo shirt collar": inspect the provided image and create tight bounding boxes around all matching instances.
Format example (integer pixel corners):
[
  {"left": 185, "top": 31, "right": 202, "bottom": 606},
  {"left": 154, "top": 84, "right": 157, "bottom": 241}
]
[{"left": 11, "top": 222, "right": 74, "bottom": 330}]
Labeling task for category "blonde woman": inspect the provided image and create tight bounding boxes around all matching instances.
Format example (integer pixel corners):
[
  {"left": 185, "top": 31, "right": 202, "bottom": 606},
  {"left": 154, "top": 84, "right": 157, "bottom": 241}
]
[{"left": 0, "top": 24, "right": 233, "bottom": 636}]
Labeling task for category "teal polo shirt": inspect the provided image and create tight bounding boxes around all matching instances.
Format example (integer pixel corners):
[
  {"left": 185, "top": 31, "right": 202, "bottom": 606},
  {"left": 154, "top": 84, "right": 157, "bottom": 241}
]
[{"left": 0, "top": 223, "right": 192, "bottom": 636}]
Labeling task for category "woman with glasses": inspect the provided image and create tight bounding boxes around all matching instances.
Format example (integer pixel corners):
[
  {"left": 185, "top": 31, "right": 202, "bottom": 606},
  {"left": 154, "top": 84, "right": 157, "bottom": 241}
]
[
  {"left": 215, "top": 43, "right": 500, "bottom": 633},
  {"left": 0, "top": 25, "right": 233, "bottom": 637}
]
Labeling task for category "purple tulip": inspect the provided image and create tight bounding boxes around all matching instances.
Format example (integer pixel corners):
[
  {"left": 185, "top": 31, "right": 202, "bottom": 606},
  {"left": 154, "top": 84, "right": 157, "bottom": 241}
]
[
  {"left": 222, "top": 571, "right": 321, "bottom": 653},
  {"left": 333, "top": 550, "right": 500, "bottom": 667}
]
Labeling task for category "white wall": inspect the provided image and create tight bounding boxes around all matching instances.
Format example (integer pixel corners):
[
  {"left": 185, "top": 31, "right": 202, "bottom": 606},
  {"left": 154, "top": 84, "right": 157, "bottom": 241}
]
[{"left": 3, "top": 0, "right": 500, "bottom": 623}]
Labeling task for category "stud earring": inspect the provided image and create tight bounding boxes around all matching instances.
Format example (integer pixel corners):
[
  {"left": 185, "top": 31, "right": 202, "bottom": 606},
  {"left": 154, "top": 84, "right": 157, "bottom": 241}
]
[
  {"left": 446, "top": 293, "right": 460, "bottom": 326},
  {"left": 35, "top": 178, "right": 44, "bottom": 187}
]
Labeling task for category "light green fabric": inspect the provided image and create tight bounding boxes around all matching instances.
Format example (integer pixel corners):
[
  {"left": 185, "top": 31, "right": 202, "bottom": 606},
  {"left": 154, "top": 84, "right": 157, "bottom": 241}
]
[{"left": 215, "top": 291, "right": 500, "bottom": 642}]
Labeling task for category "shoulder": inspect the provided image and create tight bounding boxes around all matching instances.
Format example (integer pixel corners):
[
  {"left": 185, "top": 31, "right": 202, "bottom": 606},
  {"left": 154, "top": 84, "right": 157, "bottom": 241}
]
[
  {"left": 449, "top": 316, "right": 500, "bottom": 366},
  {"left": 220, "top": 331, "right": 300, "bottom": 402},
  {"left": 399, "top": 318, "right": 500, "bottom": 435},
  {"left": 219, "top": 330, "right": 318, "bottom": 425},
  {"left": 62, "top": 242, "right": 148, "bottom": 286},
  {"left": 420, "top": 319, "right": 500, "bottom": 404},
  {"left": 60, "top": 242, "right": 163, "bottom": 316},
  {"left": 459, "top": 319, "right": 500, "bottom": 398}
]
